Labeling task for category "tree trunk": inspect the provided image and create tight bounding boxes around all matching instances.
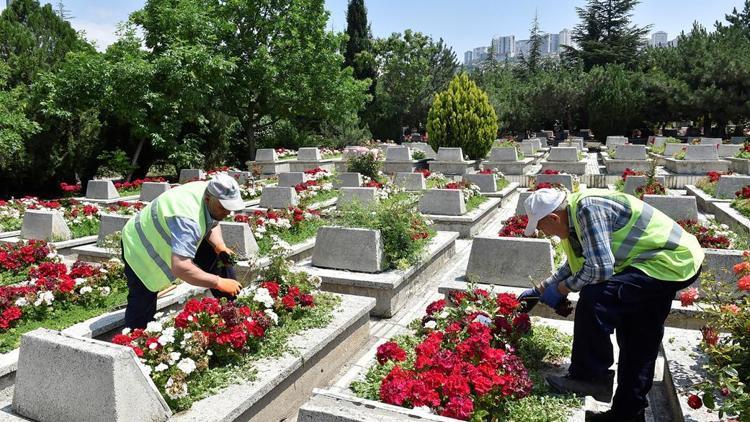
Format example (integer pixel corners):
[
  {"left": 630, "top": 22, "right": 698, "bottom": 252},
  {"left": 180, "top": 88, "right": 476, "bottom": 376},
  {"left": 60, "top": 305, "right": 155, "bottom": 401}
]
[
  {"left": 127, "top": 137, "right": 146, "bottom": 182},
  {"left": 703, "top": 112, "right": 711, "bottom": 136}
]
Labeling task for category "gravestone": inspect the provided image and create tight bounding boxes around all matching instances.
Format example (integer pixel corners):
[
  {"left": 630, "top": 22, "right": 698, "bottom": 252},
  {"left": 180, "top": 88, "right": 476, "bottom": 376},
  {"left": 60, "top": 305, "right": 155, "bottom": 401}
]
[
  {"left": 535, "top": 173, "right": 574, "bottom": 191},
  {"left": 385, "top": 147, "right": 412, "bottom": 161},
  {"left": 97, "top": 214, "right": 131, "bottom": 244},
  {"left": 718, "top": 144, "right": 742, "bottom": 158},
  {"left": 606, "top": 136, "right": 628, "bottom": 154},
  {"left": 278, "top": 172, "right": 305, "bottom": 187},
  {"left": 259, "top": 186, "right": 298, "bottom": 209},
  {"left": 85, "top": 180, "right": 119, "bottom": 200},
  {"left": 730, "top": 136, "right": 748, "bottom": 144},
  {"left": 623, "top": 176, "right": 666, "bottom": 196},
  {"left": 139, "top": 182, "right": 170, "bottom": 202},
  {"left": 394, "top": 173, "right": 426, "bottom": 191},
  {"left": 519, "top": 141, "right": 536, "bottom": 155},
  {"left": 255, "top": 148, "right": 278, "bottom": 162},
  {"left": 547, "top": 147, "right": 579, "bottom": 162},
  {"left": 403, "top": 142, "right": 437, "bottom": 159},
  {"left": 21, "top": 210, "right": 71, "bottom": 241},
  {"left": 228, "top": 170, "right": 251, "bottom": 185},
  {"left": 219, "top": 221, "right": 259, "bottom": 260},
  {"left": 716, "top": 175, "right": 750, "bottom": 199},
  {"left": 466, "top": 237, "right": 554, "bottom": 287},
  {"left": 12, "top": 329, "right": 171, "bottom": 422},
  {"left": 338, "top": 187, "right": 377, "bottom": 207},
  {"left": 436, "top": 147, "right": 465, "bottom": 162},
  {"left": 664, "top": 143, "right": 685, "bottom": 156},
  {"left": 463, "top": 174, "right": 497, "bottom": 193},
  {"left": 685, "top": 145, "right": 719, "bottom": 161},
  {"left": 419, "top": 189, "right": 466, "bottom": 216},
  {"left": 178, "top": 169, "right": 205, "bottom": 184},
  {"left": 699, "top": 138, "right": 723, "bottom": 145},
  {"left": 643, "top": 195, "right": 699, "bottom": 221},
  {"left": 334, "top": 172, "right": 363, "bottom": 189},
  {"left": 651, "top": 137, "right": 668, "bottom": 148},
  {"left": 312, "top": 227, "right": 386, "bottom": 273},
  {"left": 490, "top": 147, "right": 519, "bottom": 162},
  {"left": 615, "top": 145, "right": 647, "bottom": 160},
  {"left": 298, "top": 147, "right": 322, "bottom": 161}
]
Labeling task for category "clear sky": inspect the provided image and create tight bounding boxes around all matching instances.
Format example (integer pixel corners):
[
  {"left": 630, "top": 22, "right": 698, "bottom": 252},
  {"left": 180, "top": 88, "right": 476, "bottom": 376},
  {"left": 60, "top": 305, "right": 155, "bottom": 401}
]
[{"left": 1, "top": 0, "right": 746, "bottom": 54}]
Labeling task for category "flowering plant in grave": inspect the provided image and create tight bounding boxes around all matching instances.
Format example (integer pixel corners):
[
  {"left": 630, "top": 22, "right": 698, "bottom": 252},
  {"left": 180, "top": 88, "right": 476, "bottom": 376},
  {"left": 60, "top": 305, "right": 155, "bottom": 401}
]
[
  {"left": 650, "top": 137, "right": 681, "bottom": 155},
  {"left": 59, "top": 182, "right": 82, "bottom": 197},
  {"left": 731, "top": 186, "right": 750, "bottom": 218},
  {"left": 498, "top": 215, "right": 564, "bottom": 267},
  {"left": 0, "top": 240, "right": 59, "bottom": 286},
  {"left": 695, "top": 171, "right": 731, "bottom": 198},
  {"left": 238, "top": 178, "right": 269, "bottom": 201},
  {"left": 0, "top": 259, "right": 124, "bottom": 333},
  {"left": 320, "top": 147, "right": 343, "bottom": 159},
  {"left": 275, "top": 147, "right": 297, "bottom": 160},
  {"left": 735, "top": 142, "right": 750, "bottom": 160},
  {"left": 673, "top": 146, "right": 688, "bottom": 160},
  {"left": 613, "top": 168, "right": 644, "bottom": 192},
  {"left": 103, "top": 200, "right": 147, "bottom": 216},
  {"left": 679, "top": 252, "right": 750, "bottom": 419},
  {"left": 111, "top": 248, "right": 327, "bottom": 410},
  {"left": 234, "top": 207, "right": 321, "bottom": 241},
  {"left": 677, "top": 220, "right": 737, "bottom": 250},
  {"left": 361, "top": 176, "right": 404, "bottom": 201},
  {"left": 346, "top": 147, "right": 382, "bottom": 179},
  {"left": 293, "top": 167, "right": 335, "bottom": 204},
  {"left": 113, "top": 177, "right": 167, "bottom": 195},
  {"left": 478, "top": 168, "right": 510, "bottom": 190},
  {"left": 495, "top": 140, "right": 525, "bottom": 160},
  {"left": 352, "top": 288, "right": 536, "bottom": 421},
  {"left": 0, "top": 198, "right": 37, "bottom": 232}
]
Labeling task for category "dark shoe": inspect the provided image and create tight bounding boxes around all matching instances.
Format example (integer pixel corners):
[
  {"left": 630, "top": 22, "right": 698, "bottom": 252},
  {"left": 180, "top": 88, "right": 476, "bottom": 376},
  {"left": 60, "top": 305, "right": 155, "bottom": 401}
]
[
  {"left": 546, "top": 370, "right": 614, "bottom": 402},
  {"left": 586, "top": 409, "right": 645, "bottom": 422}
]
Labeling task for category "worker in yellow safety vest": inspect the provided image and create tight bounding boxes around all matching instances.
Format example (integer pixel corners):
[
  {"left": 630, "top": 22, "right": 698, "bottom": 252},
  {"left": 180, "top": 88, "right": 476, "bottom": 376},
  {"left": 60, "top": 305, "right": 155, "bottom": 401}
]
[
  {"left": 518, "top": 188, "right": 704, "bottom": 422},
  {"left": 120, "top": 173, "right": 244, "bottom": 328}
]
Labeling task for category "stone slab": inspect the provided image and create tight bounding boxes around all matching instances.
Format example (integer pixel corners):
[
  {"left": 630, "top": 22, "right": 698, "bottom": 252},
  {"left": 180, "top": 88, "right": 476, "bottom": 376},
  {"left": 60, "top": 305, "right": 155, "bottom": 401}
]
[
  {"left": 714, "top": 202, "right": 750, "bottom": 237},
  {"left": 383, "top": 161, "right": 418, "bottom": 175},
  {"left": 535, "top": 173, "right": 575, "bottom": 191},
  {"left": 259, "top": 186, "right": 298, "bottom": 209},
  {"left": 481, "top": 158, "right": 533, "bottom": 175},
  {"left": 85, "top": 180, "right": 119, "bottom": 200},
  {"left": 489, "top": 147, "right": 519, "bottom": 162},
  {"left": 547, "top": 147, "right": 579, "bottom": 162},
  {"left": 97, "top": 213, "right": 131, "bottom": 244},
  {"left": 728, "top": 157, "right": 750, "bottom": 174},
  {"left": 466, "top": 236, "right": 554, "bottom": 287},
  {"left": 519, "top": 142, "right": 536, "bottom": 155},
  {"left": 603, "top": 158, "right": 653, "bottom": 174},
  {"left": 393, "top": 172, "right": 426, "bottom": 191},
  {"left": 425, "top": 197, "right": 502, "bottom": 238},
  {"left": 255, "top": 148, "right": 278, "bottom": 162},
  {"left": 12, "top": 329, "right": 171, "bottom": 422},
  {"left": 664, "top": 158, "right": 729, "bottom": 175},
  {"left": 715, "top": 175, "right": 750, "bottom": 199},
  {"left": 419, "top": 189, "right": 465, "bottom": 216},
  {"left": 179, "top": 169, "right": 205, "bottom": 184},
  {"left": 255, "top": 162, "right": 290, "bottom": 175},
  {"left": 663, "top": 143, "right": 685, "bottom": 157},
  {"left": 684, "top": 145, "right": 719, "bottom": 161},
  {"left": 298, "top": 147, "right": 322, "bottom": 161},
  {"left": 385, "top": 147, "right": 412, "bottom": 162},
  {"left": 436, "top": 147, "right": 465, "bottom": 162},
  {"left": 623, "top": 175, "right": 665, "bottom": 195},
  {"left": 699, "top": 137, "right": 722, "bottom": 145},
  {"left": 402, "top": 142, "right": 437, "bottom": 159},
  {"left": 312, "top": 227, "right": 386, "bottom": 273},
  {"left": 539, "top": 160, "right": 587, "bottom": 175},
  {"left": 139, "top": 182, "right": 171, "bottom": 202},
  {"left": 334, "top": 172, "right": 363, "bottom": 189},
  {"left": 428, "top": 161, "right": 476, "bottom": 175},
  {"left": 289, "top": 161, "right": 334, "bottom": 173},
  {"left": 615, "top": 144, "right": 647, "bottom": 160},
  {"left": 684, "top": 185, "right": 728, "bottom": 213},
  {"left": 278, "top": 172, "right": 305, "bottom": 187},
  {"left": 463, "top": 173, "right": 497, "bottom": 192},
  {"left": 228, "top": 170, "right": 251, "bottom": 185},
  {"left": 718, "top": 144, "right": 741, "bottom": 158},
  {"left": 220, "top": 221, "right": 259, "bottom": 260},
  {"left": 338, "top": 187, "right": 377, "bottom": 208},
  {"left": 20, "top": 210, "right": 71, "bottom": 241},
  {"left": 643, "top": 194, "right": 698, "bottom": 221}
]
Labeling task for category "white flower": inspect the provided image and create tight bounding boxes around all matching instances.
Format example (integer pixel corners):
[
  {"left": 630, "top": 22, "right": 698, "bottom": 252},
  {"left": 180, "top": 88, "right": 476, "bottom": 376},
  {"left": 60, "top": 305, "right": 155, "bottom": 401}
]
[
  {"left": 164, "top": 377, "right": 189, "bottom": 400},
  {"left": 154, "top": 312, "right": 164, "bottom": 319},
  {"left": 99, "top": 286, "right": 111, "bottom": 297},
  {"left": 79, "top": 286, "right": 93, "bottom": 295},
  {"left": 141, "top": 364, "right": 152, "bottom": 376},
  {"left": 99, "top": 268, "right": 108, "bottom": 274},
  {"left": 146, "top": 320, "right": 163, "bottom": 333},
  {"left": 424, "top": 320, "right": 437, "bottom": 329},
  {"left": 158, "top": 327, "right": 176, "bottom": 345},
  {"left": 121, "top": 327, "right": 131, "bottom": 335},
  {"left": 148, "top": 342, "right": 158, "bottom": 350},
  {"left": 473, "top": 314, "right": 492, "bottom": 326},
  {"left": 34, "top": 291, "right": 54, "bottom": 307},
  {"left": 74, "top": 278, "right": 85, "bottom": 286},
  {"left": 176, "top": 358, "right": 197, "bottom": 375},
  {"left": 207, "top": 350, "right": 213, "bottom": 356},
  {"left": 15, "top": 298, "right": 27, "bottom": 307},
  {"left": 265, "top": 309, "right": 279, "bottom": 325},
  {"left": 254, "top": 288, "right": 275, "bottom": 308},
  {"left": 169, "top": 352, "right": 181, "bottom": 365},
  {"left": 154, "top": 363, "right": 168, "bottom": 372},
  {"left": 438, "top": 310, "right": 449, "bottom": 319}
]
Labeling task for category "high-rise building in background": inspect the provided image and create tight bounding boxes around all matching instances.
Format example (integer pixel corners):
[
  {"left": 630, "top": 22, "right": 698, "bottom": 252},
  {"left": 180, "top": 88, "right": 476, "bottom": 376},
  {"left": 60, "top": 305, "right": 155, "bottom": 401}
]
[
  {"left": 491, "top": 35, "right": 515, "bottom": 59},
  {"left": 515, "top": 39, "right": 531, "bottom": 57},
  {"left": 559, "top": 28, "right": 572, "bottom": 48},
  {"left": 651, "top": 31, "right": 669, "bottom": 47},
  {"left": 464, "top": 27, "right": 578, "bottom": 67},
  {"left": 464, "top": 50, "right": 473, "bottom": 66}
]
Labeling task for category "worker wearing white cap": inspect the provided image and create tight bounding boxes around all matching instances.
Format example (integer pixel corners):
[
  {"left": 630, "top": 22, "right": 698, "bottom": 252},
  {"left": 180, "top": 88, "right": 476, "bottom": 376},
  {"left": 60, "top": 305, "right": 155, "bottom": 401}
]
[
  {"left": 517, "top": 188, "right": 704, "bottom": 422},
  {"left": 121, "top": 173, "right": 245, "bottom": 328}
]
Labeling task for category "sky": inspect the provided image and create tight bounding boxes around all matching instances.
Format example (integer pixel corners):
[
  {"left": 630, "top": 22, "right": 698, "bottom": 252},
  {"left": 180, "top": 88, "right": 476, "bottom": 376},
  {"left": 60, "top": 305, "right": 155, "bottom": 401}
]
[{"left": 1, "top": 0, "right": 746, "bottom": 54}]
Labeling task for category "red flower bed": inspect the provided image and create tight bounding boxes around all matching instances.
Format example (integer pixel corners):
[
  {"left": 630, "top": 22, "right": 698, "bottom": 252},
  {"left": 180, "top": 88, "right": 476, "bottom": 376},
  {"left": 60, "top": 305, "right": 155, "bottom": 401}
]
[
  {"left": 677, "top": 220, "right": 733, "bottom": 249},
  {"left": 541, "top": 169, "right": 560, "bottom": 175},
  {"left": 621, "top": 168, "right": 644, "bottom": 181},
  {"left": 498, "top": 215, "right": 533, "bottom": 238},
  {"left": 0, "top": 240, "right": 54, "bottom": 273},
  {"left": 113, "top": 177, "right": 166, "bottom": 192},
  {"left": 414, "top": 169, "right": 431, "bottom": 178},
  {"left": 736, "top": 186, "right": 750, "bottom": 199}
]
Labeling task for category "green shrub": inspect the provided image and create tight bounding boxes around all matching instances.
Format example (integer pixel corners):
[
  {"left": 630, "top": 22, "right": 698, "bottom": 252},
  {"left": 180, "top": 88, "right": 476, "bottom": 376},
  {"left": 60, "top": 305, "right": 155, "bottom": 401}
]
[
  {"left": 347, "top": 152, "right": 382, "bottom": 179},
  {"left": 426, "top": 73, "right": 498, "bottom": 160}
]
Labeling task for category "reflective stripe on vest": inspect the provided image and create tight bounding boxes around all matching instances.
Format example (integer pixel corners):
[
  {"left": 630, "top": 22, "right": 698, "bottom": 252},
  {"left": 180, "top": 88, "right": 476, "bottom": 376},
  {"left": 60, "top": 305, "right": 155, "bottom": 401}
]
[
  {"left": 561, "top": 189, "right": 704, "bottom": 282},
  {"left": 121, "top": 182, "right": 209, "bottom": 292}
]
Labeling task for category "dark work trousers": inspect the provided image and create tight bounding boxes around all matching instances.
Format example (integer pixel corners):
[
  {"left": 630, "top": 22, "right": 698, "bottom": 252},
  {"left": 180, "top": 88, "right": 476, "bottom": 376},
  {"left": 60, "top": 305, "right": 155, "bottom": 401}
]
[
  {"left": 123, "top": 240, "right": 237, "bottom": 329},
  {"left": 568, "top": 266, "right": 701, "bottom": 416}
]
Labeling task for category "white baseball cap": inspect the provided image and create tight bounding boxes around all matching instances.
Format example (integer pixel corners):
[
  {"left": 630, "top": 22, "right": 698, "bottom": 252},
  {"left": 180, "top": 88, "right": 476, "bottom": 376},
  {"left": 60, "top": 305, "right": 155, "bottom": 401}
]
[
  {"left": 207, "top": 173, "right": 245, "bottom": 211},
  {"left": 523, "top": 188, "right": 567, "bottom": 237}
]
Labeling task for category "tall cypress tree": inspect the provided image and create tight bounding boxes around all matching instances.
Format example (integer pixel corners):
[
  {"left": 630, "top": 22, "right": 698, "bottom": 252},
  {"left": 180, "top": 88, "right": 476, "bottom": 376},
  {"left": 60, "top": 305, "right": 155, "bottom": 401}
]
[
  {"left": 565, "top": 0, "right": 650, "bottom": 70},
  {"left": 344, "top": 0, "right": 375, "bottom": 83},
  {"left": 522, "top": 12, "right": 543, "bottom": 74}
]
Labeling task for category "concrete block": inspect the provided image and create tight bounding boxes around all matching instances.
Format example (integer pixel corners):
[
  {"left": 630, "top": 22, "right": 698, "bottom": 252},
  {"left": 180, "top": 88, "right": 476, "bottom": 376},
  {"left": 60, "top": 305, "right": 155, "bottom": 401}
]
[
  {"left": 255, "top": 148, "right": 278, "bottom": 162},
  {"left": 664, "top": 158, "right": 729, "bottom": 174},
  {"left": 643, "top": 195, "right": 698, "bottom": 221},
  {"left": 699, "top": 137, "right": 722, "bottom": 145},
  {"left": 651, "top": 137, "right": 668, "bottom": 148},
  {"left": 436, "top": 147, "right": 465, "bottom": 162},
  {"left": 428, "top": 161, "right": 476, "bottom": 175},
  {"left": 338, "top": 187, "right": 377, "bottom": 207},
  {"left": 312, "top": 227, "right": 386, "bottom": 273},
  {"left": 220, "top": 221, "right": 259, "bottom": 260},
  {"left": 402, "top": 142, "right": 437, "bottom": 158},
  {"left": 21, "top": 210, "right": 71, "bottom": 241},
  {"left": 663, "top": 143, "right": 685, "bottom": 156},
  {"left": 718, "top": 144, "right": 742, "bottom": 158},
  {"left": 298, "top": 147, "right": 322, "bottom": 161},
  {"left": 729, "top": 157, "right": 750, "bottom": 174},
  {"left": 482, "top": 159, "right": 532, "bottom": 175},
  {"left": 560, "top": 139, "right": 584, "bottom": 152},
  {"left": 179, "top": 169, "right": 205, "bottom": 184},
  {"left": 547, "top": 147, "right": 579, "bottom": 162},
  {"left": 463, "top": 173, "right": 497, "bottom": 192},
  {"left": 519, "top": 141, "right": 536, "bottom": 155},
  {"left": 12, "top": 329, "right": 171, "bottom": 422},
  {"left": 419, "top": 189, "right": 465, "bottom": 216},
  {"left": 685, "top": 145, "right": 719, "bottom": 161},
  {"left": 278, "top": 172, "right": 305, "bottom": 187},
  {"left": 394, "top": 172, "right": 426, "bottom": 191},
  {"left": 489, "top": 147, "right": 519, "bottom": 162},
  {"left": 299, "top": 389, "right": 455, "bottom": 422},
  {"left": 228, "top": 170, "right": 251, "bottom": 185},
  {"left": 623, "top": 175, "right": 665, "bottom": 196},
  {"left": 97, "top": 214, "right": 131, "bottom": 244},
  {"left": 715, "top": 175, "right": 750, "bottom": 199},
  {"left": 259, "top": 186, "right": 298, "bottom": 209},
  {"left": 731, "top": 136, "right": 748, "bottom": 144},
  {"left": 535, "top": 173, "right": 574, "bottom": 191},
  {"left": 385, "top": 147, "right": 412, "bottom": 161},
  {"left": 615, "top": 145, "right": 647, "bottom": 160},
  {"left": 335, "top": 172, "right": 362, "bottom": 188},
  {"left": 85, "top": 180, "right": 119, "bottom": 200},
  {"left": 139, "top": 182, "right": 170, "bottom": 202},
  {"left": 465, "top": 237, "right": 554, "bottom": 287},
  {"left": 606, "top": 137, "right": 628, "bottom": 153}
]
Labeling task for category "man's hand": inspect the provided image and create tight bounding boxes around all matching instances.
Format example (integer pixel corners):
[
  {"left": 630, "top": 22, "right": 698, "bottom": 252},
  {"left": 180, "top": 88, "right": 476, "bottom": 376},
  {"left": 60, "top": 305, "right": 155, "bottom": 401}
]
[
  {"left": 215, "top": 277, "right": 241, "bottom": 296},
  {"left": 214, "top": 244, "right": 234, "bottom": 256},
  {"left": 518, "top": 288, "right": 540, "bottom": 313},
  {"left": 540, "top": 282, "right": 564, "bottom": 309}
]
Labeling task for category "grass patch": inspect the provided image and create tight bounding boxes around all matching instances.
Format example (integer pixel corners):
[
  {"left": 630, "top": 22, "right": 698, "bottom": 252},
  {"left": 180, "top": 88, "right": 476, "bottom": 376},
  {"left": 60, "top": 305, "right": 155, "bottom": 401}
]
[
  {"left": 117, "top": 188, "right": 141, "bottom": 197},
  {"left": 496, "top": 178, "right": 510, "bottom": 191},
  {"left": 299, "top": 189, "right": 338, "bottom": 208},
  {"left": 169, "top": 293, "right": 341, "bottom": 412},
  {"left": 0, "top": 271, "right": 29, "bottom": 287},
  {"left": 0, "top": 288, "right": 128, "bottom": 353},
  {"left": 69, "top": 220, "right": 100, "bottom": 239},
  {"left": 466, "top": 195, "right": 489, "bottom": 212},
  {"left": 256, "top": 218, "right": 327, "bottom": 256},
  {"left": 614, "top": 178, "right": 625, "bottom": 192},
  {"left": 0, "top": 218, "right": 22, "bottom": 233},
  {"left": 278, "top": 156, "right": 297, "bottom": 161}
]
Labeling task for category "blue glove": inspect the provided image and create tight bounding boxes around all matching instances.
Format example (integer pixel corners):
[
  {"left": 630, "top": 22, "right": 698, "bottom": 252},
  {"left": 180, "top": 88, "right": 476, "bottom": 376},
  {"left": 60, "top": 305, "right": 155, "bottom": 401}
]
[
  {"left": 518, "top": 287, "right": 540, "bottom": 312},
  {"left": 540, "top": 282, "right": 563, "bottom": 309}
]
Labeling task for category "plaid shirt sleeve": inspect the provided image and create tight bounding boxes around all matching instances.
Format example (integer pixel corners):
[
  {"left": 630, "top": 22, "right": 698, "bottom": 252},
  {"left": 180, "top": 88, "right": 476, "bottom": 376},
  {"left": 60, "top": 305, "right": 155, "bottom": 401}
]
[{"left": 561, "top": 201, "right": 618, "bottom": 292}]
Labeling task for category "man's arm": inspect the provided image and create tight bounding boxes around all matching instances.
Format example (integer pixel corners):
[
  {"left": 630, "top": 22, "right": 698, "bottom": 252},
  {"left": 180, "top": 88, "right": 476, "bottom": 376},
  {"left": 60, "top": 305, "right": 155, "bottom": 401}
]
[
  {"left": 205, "top": 224, "right": 227, "bottom": 252},
  {"left": 171, "top": 254, "right": 221, "bottom": 289}
]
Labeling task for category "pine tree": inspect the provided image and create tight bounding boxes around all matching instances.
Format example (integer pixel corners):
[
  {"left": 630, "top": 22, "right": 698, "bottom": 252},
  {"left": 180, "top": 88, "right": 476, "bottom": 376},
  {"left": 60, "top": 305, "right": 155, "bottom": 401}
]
[
  {"left": 344, "top": 0, "right": 375, "bottom": 84},
  {"left": 55, "top": 1, "right": 73, "bottom": 20},
  {"left": 565, "top": 0, "right": 650, "bottom": 70},
  {"left": 522, "top": 12, "right": 543, "bottom": 73}
]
